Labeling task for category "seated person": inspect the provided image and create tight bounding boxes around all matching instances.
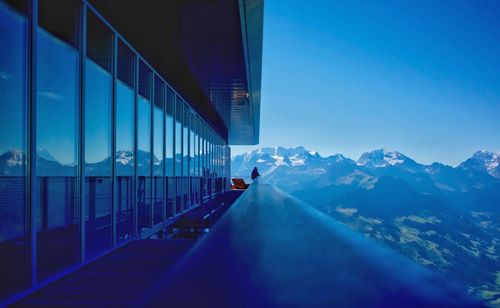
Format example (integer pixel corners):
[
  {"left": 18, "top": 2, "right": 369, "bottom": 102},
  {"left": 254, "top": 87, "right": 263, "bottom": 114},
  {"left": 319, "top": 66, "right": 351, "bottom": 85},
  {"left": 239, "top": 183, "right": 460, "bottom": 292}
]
[{"left": 251, "top": 167, "right": 260, "bottom": 180}]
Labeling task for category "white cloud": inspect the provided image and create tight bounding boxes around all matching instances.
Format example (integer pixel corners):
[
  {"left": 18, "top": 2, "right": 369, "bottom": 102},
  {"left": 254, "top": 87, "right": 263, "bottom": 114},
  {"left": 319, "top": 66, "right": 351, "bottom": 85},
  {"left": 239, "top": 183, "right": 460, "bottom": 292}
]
[
  {"left": 38, "top": 91, "right": 64, "bottom": 101},
  {"left": 0, "top": 71, "right": 13, "bottom": 81}
]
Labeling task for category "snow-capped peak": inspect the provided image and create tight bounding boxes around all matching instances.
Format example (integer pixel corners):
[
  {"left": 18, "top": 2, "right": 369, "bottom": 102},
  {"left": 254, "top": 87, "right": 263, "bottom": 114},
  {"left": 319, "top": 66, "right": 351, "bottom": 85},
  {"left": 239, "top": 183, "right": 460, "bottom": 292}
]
[
  {"left": 357, "top": 148, "right": 409, "bottom": 168},
  {"left": 4, "top": 149, "right": 24, "bottom": 167},
  {"left": 459, "top": 150, "right": 500, "bottom": 178},
  {"left": 116, "top": 150, "right": 134, "bottom": 165}
]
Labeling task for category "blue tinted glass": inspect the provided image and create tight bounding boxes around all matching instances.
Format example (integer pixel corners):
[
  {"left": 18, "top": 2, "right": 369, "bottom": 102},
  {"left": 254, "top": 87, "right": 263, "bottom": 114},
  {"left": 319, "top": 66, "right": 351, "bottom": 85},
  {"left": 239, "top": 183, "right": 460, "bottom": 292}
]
[
  {"left": 0, "top": 3, "right": 27, "bottom": 300},
  {"left": 190, "top": 117, "right": 195, "bottom": 176},
  {"left": 137, "top": 96, "right": 151, "bottom": 176},
  {"left": 116, "top": 81, "right": 134, "bottom": 176},
  {"left": 85, "top": 59, "right": 112, "bottom": 259},
  {"left": 175, "top": 99, "right": 182, "bottom": 177},
  {"left": 175, "top": 120, "right": 182, "bottom": 177},
  {"left": 165, "top": 91, "right": 175, "bottom": 218},
  {"left": 138, "top": 95, "right": 151, "bottom": 230},
  {"left": 153, "top": 106, "right": 164, "bottom": 224},
  {"left": 116, "top": 80, "right": 134, "bottom": 242},
  {"left": 183, "top": 111, "right": 189, "bottom": 177},
  {"left": 35, "top": 28, "right": 80, "bottom": 281},
  {"left": 165, "top": 113, "right": 174, "bottom": 176},
  {"left": 154, "top": 106, "right": 163, "bottom": 176},
  {"left": 85, "top": 60, "right": 112, "bottom": 171}
]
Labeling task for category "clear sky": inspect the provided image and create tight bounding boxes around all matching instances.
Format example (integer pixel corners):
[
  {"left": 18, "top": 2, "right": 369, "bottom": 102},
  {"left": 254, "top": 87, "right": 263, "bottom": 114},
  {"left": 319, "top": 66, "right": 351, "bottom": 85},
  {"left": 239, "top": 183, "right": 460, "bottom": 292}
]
[{"left": 232, "top": 0, "right": 500, "bottom": 166}]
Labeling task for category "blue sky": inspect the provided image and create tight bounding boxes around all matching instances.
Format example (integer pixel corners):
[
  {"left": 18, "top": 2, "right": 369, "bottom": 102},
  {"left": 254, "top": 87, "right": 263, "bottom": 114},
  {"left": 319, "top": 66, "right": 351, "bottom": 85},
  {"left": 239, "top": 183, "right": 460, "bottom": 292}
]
[{"left": 232, "top": 0, "right": 500, "bottom": 166}]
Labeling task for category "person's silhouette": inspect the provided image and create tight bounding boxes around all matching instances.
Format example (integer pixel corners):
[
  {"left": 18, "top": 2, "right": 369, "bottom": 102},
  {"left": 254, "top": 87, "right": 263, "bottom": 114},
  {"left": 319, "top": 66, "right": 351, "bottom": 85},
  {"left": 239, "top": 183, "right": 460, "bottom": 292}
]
[{"left": 251, "top": 167, "right": 260, "bottom": 180}]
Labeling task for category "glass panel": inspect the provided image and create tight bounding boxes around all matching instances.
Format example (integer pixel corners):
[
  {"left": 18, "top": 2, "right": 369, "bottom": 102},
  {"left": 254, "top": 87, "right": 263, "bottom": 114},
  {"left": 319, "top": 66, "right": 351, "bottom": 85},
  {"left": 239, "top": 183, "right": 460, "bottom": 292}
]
[
  {"left": 183, "top": 105, "right": 189, "bottom": 177},
  {"left": 165, "top": 88, "right": 174, "bottom": 218},
  {"left": 115, "top": 41, "right": 134, "bottom": 243},
  {"left": 182, "top": 104, "right": 189, "bottom": 210},
  {"left": 153, "top": 77, "right": 164, "bottom": 224},
  {"left": 138, "top": 95, "right": 151, "bottom": 230},
  {"left": 175, "top": 97, "right": 182, "bottom": 178},
  {"left": 174, "top": 97, "right": 182, "bottom": 214},
  {"left": 190, "top": 114, "right": 195, "bottom": 177},
  {"left": 165, "top": 89, "right": 174, "bottom": 176},
  {"left": 115, "top": 66, "right": 134, "bottom": 243},
  {"left": 35, "top": 20, "right": 79, "bottom": 281},
  {"left": 137, "top": 62, "right": 152, "bottom": 231},
  {"left": 189, "top": 114, "right": 196, "bottom": 207},
  {"left": 85, "top": 12, "right": 113, "bottom": 259},
  {"left": 0, "top": 2, "right": 27, "bottom": 300}
]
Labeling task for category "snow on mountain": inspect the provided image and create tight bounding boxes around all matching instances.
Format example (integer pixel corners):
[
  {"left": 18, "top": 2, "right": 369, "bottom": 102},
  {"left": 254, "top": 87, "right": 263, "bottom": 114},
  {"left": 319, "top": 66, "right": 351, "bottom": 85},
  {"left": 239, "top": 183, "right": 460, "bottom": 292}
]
[
  {"left": 0, "top": 150, "right": 25, "bottom": 175},
  {"left": 5, "top": 150, "right": 24, "bottom": 167},
  {"left": 37, "top": 148, "right": 57, "bottom": 162},
  {"left": 116, "top": 150, "right": 134, "bottom": 165},
  {"left": 357, "top": 148, "right": 415, "bottom": 168},
  {"left": 232, "top": 146, "right": 500, "bottom": 196},
  {"left": 459, "top": 150, "right": 500, "bottom": 179}
]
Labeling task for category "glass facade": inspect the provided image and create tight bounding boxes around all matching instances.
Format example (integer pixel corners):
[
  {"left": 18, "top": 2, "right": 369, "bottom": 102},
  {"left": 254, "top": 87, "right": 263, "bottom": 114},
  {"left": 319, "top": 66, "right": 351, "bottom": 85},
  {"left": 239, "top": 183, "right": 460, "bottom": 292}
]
[
  {"left": 153, "top": 76, "right": 164, "bottom": 225},
  {"left": 0, "top": 0, "right": 229, "bottom": 303},
  {"left": 0, "top": 1, "right": 28, "bottom": 299},
  {"left": 165, "top": 88, "right": 175, "bottom": 218},
  {"left": 115, "top": 41, "right": 135, "bottom": 243},
  {"left": 137, "top": 62, "right": 152, "bottom": 231},
  {"left": 85, "top": 11, "right": 113, "bottom": 260},
  {"left": 36, "top": 0, "right": 80, "bottom": 280}
]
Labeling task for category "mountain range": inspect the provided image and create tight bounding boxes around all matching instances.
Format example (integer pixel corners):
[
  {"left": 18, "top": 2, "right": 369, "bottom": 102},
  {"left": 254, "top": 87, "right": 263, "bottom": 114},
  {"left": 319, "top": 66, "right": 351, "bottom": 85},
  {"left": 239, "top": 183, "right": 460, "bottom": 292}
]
[
  {"left": 0, "top": 149, "right": 164, "bottom": 177},
  {"left": 232, "top": 147, "right": 500, "bottom": 306}
]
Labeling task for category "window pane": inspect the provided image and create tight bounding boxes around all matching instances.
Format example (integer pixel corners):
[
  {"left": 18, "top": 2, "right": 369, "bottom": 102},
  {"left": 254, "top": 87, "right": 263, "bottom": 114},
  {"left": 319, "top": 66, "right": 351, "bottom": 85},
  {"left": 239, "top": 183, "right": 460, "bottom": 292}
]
[
  {"left": 183, "top": 105, "right": 189, "bottom": 177},
  {"left": 174, "top": 97, "right": 182, "bottom": 214},
  {"left": 0, "top": 2, "right": 27, "bottom": 300},
  {"left": 138, "top": 95, "right": 151, "bottom": 230},
  {"left": 165, "top": 88, "right": 174, "bottom": 218},
  {"left": 85, "top": 12, "right": 113, "bottom": 259},
  {"left": 137, "top": 62, "right": 152, "bottom": 231},
  {"left": 116, "top": 77, "right": 134, "bottom": 242},
  {"left": 116, "top": 40, "right": 134, "bottom": 243},
  {"left": 35, "top": 22, "right": 79, "bottom": 281},
  {"left": 182, "top": 104, "right": 189, "bottom": 211},
  {"left": 175, "top": 97, "right": 182, "bottom": 177},
  {"left": 153, "top": 77, "right": 164, "bottom": 224},
  {"left": 165, "top": 88, "right": 174, "bottom": 176}
]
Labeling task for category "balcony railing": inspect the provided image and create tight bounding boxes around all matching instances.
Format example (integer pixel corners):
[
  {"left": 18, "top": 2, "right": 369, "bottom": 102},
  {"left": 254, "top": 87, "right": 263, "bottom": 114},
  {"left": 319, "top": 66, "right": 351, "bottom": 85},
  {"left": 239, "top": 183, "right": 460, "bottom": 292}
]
[{"left": 145, "top": 179, "right": 480, "bottom": 307}]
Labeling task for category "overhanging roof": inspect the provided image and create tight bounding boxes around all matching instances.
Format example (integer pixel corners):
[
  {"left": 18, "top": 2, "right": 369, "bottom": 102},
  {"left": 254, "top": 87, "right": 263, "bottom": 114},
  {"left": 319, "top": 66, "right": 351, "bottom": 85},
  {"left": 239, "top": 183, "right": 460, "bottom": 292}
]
[{"left": 88, "top": 0, "right": 263, "bottom": 145}]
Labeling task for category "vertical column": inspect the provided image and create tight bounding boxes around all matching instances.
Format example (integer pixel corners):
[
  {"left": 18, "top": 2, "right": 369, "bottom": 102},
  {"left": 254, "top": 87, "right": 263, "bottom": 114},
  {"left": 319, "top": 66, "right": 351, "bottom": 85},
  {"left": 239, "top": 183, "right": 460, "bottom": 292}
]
[
  {"left": 27, "top": 0, "right": 39, "bottom": 286},
  {"left": 78, "top": 1, "right": 87, "bottom": 263},
  {"left": 111, "top": 35, "right": 117, "bottom": 246},
  {"left": 133, "top": 57, "right": 138, "bottom": 236},
  {"left": 149, "top": 74, "right": 154, "bottom": 227},
  {"left": 172, "top": 92, "right": 177, "bottom": 216},
  {"left": 162, "top": 85, "right": 167, "bottom": 221}
]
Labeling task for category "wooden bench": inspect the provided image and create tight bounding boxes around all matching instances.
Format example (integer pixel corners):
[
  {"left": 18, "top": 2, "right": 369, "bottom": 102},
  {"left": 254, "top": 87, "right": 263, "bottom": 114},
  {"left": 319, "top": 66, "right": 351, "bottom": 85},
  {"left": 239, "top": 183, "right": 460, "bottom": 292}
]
[{"left": 231, "top": 178, "right": 249, "bottom": 190}]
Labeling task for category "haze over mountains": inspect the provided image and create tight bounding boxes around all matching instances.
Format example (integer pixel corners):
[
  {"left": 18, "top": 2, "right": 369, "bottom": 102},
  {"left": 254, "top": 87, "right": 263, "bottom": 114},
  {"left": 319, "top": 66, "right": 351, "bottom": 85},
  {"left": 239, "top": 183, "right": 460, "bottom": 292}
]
[{"left": 232, "top": 146, "right": 500, "bottom": 305}]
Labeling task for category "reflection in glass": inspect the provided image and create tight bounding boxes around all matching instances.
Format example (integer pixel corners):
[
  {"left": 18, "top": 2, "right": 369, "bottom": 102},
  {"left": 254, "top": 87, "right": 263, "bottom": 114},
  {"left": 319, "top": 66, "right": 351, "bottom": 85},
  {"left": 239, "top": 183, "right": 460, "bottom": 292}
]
[
  {"left": 85, "top": 59, "right": 112, "bottom": 259},
  {"left": 138, "top": 95, "right": 151, "bottom": 230},
  {"left": 175, "top": 98, "right": 182, "bottom": 178},
  {"left": 165, "top": 89, "right": 175, "bottom": 218},
  {"left": 35, "top": 27, "right": 80, "bottom": 281},
  {"left": 174, "top": 98, "right": 183, "bottom": 214},
  {"left": 153, "top": 101, "right": 164, "bottom": 224},
  {"left": 182, "top": 105, "right": 190, "bottom": 210},
  {"left": 192, "top": 116, "right": 200, "bottom": 206},
  {"left": 0, "top": 3, "right": 27, "bottom": 300},
  {"left": 116, "top": 80, "right": 134, "bottom": 242}
]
